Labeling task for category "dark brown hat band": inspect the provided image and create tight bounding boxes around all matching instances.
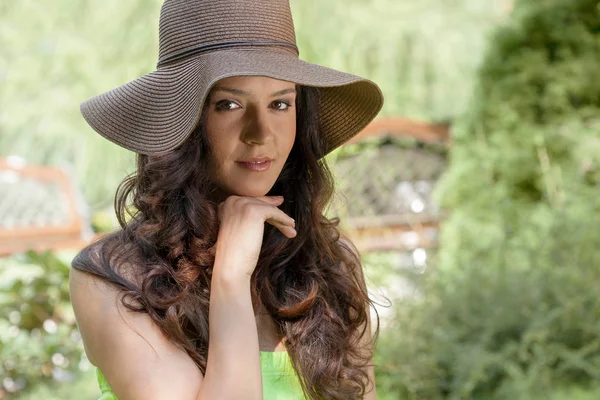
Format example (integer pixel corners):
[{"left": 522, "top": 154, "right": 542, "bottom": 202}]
[{"left": 157, "top": 40, "right": 299, "bottom": 68}]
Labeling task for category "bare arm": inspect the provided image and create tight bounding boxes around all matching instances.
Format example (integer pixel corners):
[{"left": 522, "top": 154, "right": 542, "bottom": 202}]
[
  {"left": 70, "top": 195, "right": 296, "bottom": 400},
  {"left": 70, "top": 267, "right": 204, "bottom": 400},
  {"left": 70, "top": 266, "right": 262, "bottom": 400},
  {"left": 197, "top": 271, "right": 261, "bottom": 399},
  {"left": 198, "top": 195, "right": 296, "bottom": 399}
]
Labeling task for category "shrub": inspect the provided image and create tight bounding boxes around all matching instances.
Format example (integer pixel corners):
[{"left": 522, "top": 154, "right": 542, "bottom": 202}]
[
  {"left": 375, "top": 0, "right": 600, "bottom": 398},
  {"left": 0, "top": 251, "right": 91, "bottom": 398}
]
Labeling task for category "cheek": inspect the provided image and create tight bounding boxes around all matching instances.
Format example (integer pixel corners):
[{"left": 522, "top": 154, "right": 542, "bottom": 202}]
[
  {"left": 280, "top": 117, "right": 297, "bottom": 154},
  {"left": 287, "top": 130, "right": 297, "bottom": 153},
  {"left": 205, "top": 116, "right": 237, "bottom": 166},
  {"left": 205, "top": 143, "right": 229, "bottom": 183}
]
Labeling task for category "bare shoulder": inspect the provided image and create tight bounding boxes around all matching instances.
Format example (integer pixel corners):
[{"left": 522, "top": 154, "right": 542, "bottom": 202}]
[{"left": 69, "top": 240, "right": 203, "bottom": 400}]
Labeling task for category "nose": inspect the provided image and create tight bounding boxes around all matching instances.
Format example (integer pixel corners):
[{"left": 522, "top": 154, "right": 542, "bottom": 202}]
[{"left": 241, "top": 106, "right": 273, "bottom": 145}]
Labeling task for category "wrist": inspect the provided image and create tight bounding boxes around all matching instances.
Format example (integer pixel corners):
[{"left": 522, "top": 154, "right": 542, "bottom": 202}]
[
  {"left": 211, "top": 263, "right": 252, "bottom": 289},
  {"left": 213, "top": 248, "right": 255, "bottom": 282}
]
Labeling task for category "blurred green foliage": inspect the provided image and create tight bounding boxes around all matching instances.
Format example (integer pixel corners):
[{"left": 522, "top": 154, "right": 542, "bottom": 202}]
[
  {"left": 375, "top": 0, "right": 600, "bottom": 398},
  {"left": 14, "top": 370, "right": 98, "bottom": 400},
  {"left": 0, "top": 251, "right": 96, "bottom": 399}
]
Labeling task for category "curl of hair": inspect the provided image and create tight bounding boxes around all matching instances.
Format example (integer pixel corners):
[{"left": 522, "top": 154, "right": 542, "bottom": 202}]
[{"left": 72, "top": 85, "right": 379, "bottom": 399}]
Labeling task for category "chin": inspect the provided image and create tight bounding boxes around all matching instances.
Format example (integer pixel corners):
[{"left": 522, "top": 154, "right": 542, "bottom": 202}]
[
  {"left": 227, "top": 183, "right": 274, "bottom": 198},
  {"left": 235, "top": 189, "right": 270, "bottom": 197}
]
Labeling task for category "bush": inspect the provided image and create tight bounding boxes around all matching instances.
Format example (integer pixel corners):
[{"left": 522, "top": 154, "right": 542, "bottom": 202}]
[
  {"left": 0, "top": 251, "right": 93, "bottom": 398},
  {"left": 375, "top": 0, "right": 600, "bottom": 398},
  {"left": 375, "top": 206, "right": 600, "bottom": 399}
]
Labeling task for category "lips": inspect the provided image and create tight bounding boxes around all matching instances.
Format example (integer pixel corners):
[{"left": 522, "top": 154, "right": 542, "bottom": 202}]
[
  {"left": 238, "top": 157, "right": 273, "bottom": 163},
  {"left": 236, "top": 157, "right": 273, "bottom": 172}
]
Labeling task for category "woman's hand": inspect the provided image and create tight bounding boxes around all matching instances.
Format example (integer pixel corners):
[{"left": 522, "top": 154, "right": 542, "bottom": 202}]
[{"left": 213, "top": 195, "right": 296, "bottom": 280}]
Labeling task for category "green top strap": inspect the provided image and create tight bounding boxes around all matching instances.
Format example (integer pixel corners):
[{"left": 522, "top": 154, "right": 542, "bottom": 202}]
[{"left": 96, "top": 351, "right": 307, "bottom": 400}]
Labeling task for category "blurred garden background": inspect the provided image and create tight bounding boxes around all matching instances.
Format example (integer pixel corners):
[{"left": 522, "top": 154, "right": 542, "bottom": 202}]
[{"left": 1, "top": 0, "right": 600, "bottom": 398}]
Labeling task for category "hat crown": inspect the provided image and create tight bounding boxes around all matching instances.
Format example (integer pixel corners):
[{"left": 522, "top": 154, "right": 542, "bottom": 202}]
[{"left": 158, "top": 0, "right": 298, "bottom": 65}]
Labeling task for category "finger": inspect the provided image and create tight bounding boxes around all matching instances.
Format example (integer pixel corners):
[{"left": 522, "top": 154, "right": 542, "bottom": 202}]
[
  {"left": 253, "top": 195, "right": 285, "bottom": 205},
  {"left": 265, "top": 213, "right": 295, "bottom": 229},
  {"left": 260, "top": 203, "right": 295, "bottom": 227},
  {"left": 267, "top": 218, "right": 297, "bottom": 238},
  {"left": 267, "top": 205, "right": 295, "bottom": 223}
]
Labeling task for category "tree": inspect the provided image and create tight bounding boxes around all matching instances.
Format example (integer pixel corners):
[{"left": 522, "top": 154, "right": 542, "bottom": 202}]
[{"left": 376, "top": 0, "right": 600, "bottom": 398}]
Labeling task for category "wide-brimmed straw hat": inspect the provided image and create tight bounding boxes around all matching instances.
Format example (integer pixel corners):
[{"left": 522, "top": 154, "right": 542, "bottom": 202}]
[{"left": 80, "top": 0, "right": 384, "bottom": 156}]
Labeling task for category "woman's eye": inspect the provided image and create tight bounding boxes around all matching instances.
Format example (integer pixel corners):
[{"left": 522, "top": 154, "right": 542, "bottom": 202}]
[
  {"left": 215, "top": 100, "right": 240, "bottom": 111},
  {"left": 272, "top": 100, "right": 292, "bottom": 111}
]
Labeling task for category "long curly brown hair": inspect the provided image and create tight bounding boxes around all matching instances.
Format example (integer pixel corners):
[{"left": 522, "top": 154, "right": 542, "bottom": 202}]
[{"left": 72, "top": 85, "right": 379, "bottom": 399}]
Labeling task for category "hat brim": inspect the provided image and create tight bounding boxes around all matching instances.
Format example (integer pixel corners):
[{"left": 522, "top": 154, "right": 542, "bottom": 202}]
[{"left": 80, "top": 49, "right": 384, "bottom": 155}]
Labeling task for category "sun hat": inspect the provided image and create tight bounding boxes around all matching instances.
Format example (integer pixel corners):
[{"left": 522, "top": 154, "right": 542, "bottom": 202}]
[{"left": 80, "top": 0, "right": 384, "bottom": 156}]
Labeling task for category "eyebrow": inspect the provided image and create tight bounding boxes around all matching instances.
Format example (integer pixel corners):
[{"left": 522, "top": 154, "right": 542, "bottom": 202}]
[{"left": 212, "top": 86, "right": 297, "bottom": 97}]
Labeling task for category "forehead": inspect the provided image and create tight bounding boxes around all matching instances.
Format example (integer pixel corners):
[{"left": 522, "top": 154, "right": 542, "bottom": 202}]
[{"left": 211, "top": 76, "right": 296, "bottom": 94}]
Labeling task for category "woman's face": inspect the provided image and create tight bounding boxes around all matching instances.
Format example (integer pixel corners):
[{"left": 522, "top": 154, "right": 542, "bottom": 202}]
[{"left": 204, "top": 76, "right": 297, "bottom": 198}]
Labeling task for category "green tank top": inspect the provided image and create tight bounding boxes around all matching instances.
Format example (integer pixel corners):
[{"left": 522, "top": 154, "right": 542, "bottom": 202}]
[{"left": 96, "top": 351, "right": 306, "bottom": 400}]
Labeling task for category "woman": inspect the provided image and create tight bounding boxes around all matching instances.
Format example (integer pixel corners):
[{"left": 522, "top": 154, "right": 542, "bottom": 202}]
[{"left": 69, "top": 0, "right": 384, "bottom": 399}]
